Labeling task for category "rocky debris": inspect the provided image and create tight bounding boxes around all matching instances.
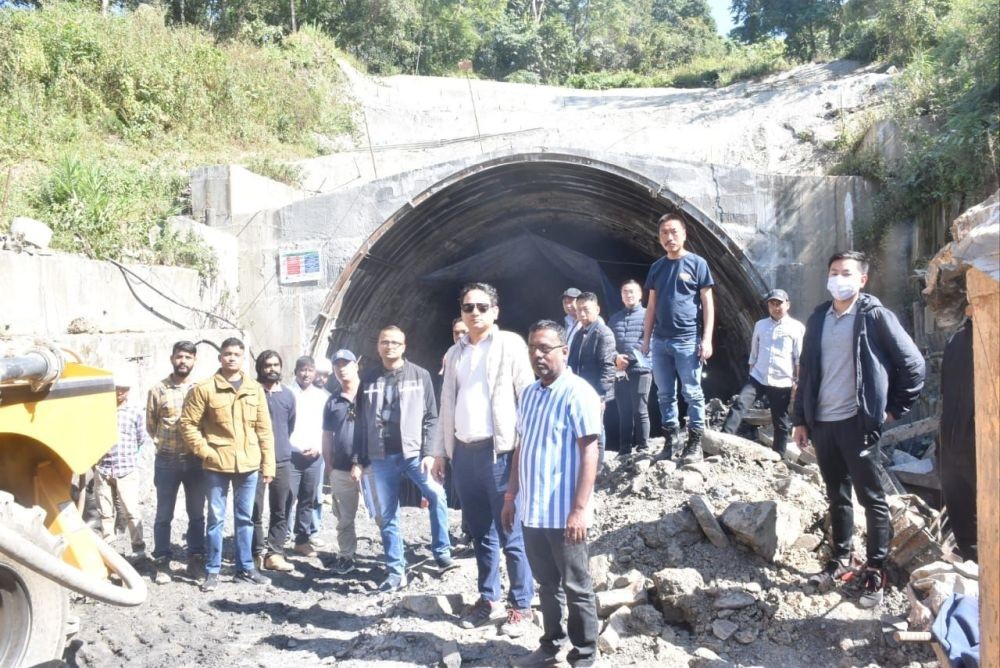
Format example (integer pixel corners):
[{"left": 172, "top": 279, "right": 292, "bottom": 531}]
[
  {"left": 712, "top": 619, "right": 739, "bottom": 641},
  {"left": 712, "top": 590, "right": 756, "bottom": 610},
  {"left": 688, "top": 495, "right": 730, "bottom": 548},
  {"left": 598, "top": 606, "right": 631, "bottom": 654},
  {"left": 628, "top": 604, "right": 665, "bottom": 636},
  {"left": 440, "top": 639, "right": 461, "bottom": 668},
  {"left": 887, "top": 495, "right": 945, "bottom": 572},
  {"left": 690, "top": 646, "right": 733, "bottom": 668},
  {"left": 401, "top": 594, "right": 459, "bottom": 617},
  {"left": 595, "top": 576, "right": 647, "bottom": 617},
  {"left": 719, "top": 500, "right": 801, "bottom": 561},
  {"left": 66, "top": 316, "right": 98, "bottom": 334},
  {"left": 653, "top": 567, "right": 704, "bottom": 623},
  {"left": 773, "top": 475, "right": 826, "bottom": 507},
  {"left": 589, "top": 554, "right": 613, "bottom": 592}
]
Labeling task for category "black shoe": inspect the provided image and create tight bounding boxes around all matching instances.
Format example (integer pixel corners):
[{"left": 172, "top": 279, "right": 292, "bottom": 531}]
[
  {"left": 655, "top": 426, "right": 680, "bottom": 461},
  {"left": 235, "top": 569, "right": 271, "bottom": 586},
  {"left": 807, "top": 558, "right": 852, "bottom": 592},
  {"left": 186, "top": 554, "right": 207, "bottom": 579},
  {"left": 436, "top": 556, "right": 460, "bottom": 574},
  {"left": 859, "top": 564, "right": 886, "bottom": 608},
  {"left": 680, "top": 428, "right": 704, "bottom": 464},
  {"left": 332, "top": 556, "right": 356, "bottom": 576},
  {"left": 200, "top": 573, "right": 219, "bottom": 592}
]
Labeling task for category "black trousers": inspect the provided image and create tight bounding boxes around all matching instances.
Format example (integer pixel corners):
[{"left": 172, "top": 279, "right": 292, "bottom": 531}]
[
  {"left": 721, "top": 376, "right": 792, "bottom": 454},
  {"left": 811, "top": 416, "right": 891, "bottom": 566},
  {"left": 286, "top": 453, "right": 322, "bottom": 545},
  {"left": 252, "top": 460, "right": 291, "bottom": 557},
  {"left": 614, "top": 372, "right": 651, "bottom": 454},
  {"left": 522, "top": 526, "right": 598, "bottom": 662}
]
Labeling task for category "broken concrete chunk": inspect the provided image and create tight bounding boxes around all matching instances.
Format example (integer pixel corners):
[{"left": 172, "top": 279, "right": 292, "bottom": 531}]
[
  {"left": 597, "top": 606, "right": 631, "bottom": 654},
  {"left": 688, "top": 495, "right": 730, "bottom": 548},
  {"left": 652, "top": 567, "right": 704, "bottom": 623},
  {"left": 712, "top": 619, "right": 739, "bottom": 641},
  {"left": 701, "top": 429, "right": 781, "bottom": 462},
  {"left": 719, "top": 500, "right": 801, "bottom": 561},
  {"left": 10, "top": 217, "right": 53, "bottom": 249},
  {"left": 792, "top": 534, "right": 823, "bottom": 551},
  {"left": 589, "top": 554, "right": 613, "bottom": 592},
  {"left": 441, "top": 640, "right": 461, "bottom": 668},
  {"left": 595, "top": 578, "right": 647, "bottom": 617},
  {"left": 401, "top": 594, "right": 455, "bottom": 617}
]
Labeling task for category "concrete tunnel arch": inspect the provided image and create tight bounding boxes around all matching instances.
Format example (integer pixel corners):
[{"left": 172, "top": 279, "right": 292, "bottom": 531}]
[{"left": 311, "top": 153, "right": 769, "bottom": 405}]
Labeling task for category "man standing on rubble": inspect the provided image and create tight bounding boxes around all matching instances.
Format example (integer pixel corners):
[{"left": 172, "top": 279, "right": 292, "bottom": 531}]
[
  {"left": 641, "top": 213, "right": 715, "bottom": 465},
  {"left": 721, "top": 289, "right": 804, "bottom": 457},
  {"left": 608, "top": 279, "right": 652, "bottom": 459},
  {"left": 431, "top": 283, "right": 535, "bottom": 635},
  {"left": 503, "top": 320, "right": 602, "bottom": 668},
  {"left": 793, "top": 251, "right": 925, "bottom": 608}
]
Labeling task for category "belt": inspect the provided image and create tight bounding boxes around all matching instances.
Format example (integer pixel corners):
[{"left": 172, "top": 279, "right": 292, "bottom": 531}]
[{"left": 456, "top": 437, "right": 494, "bottom": 448}]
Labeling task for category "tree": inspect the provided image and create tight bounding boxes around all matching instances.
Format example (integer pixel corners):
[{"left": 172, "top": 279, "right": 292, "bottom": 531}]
[{"left": 730, "top": 0, "right": 844, "bottom": 60}]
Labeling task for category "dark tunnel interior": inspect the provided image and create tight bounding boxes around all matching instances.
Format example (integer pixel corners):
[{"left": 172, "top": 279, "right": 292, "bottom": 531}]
[{"left": 321, "top": 156, "right": 769, "bottom": 434}]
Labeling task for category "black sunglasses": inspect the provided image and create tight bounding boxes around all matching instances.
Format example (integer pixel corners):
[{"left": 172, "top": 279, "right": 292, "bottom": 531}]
[{"left": 461, "top": 303, "right": 492, "bottom": 314}]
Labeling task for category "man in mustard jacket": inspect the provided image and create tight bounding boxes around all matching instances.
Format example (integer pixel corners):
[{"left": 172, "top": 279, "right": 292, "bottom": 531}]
[{"left": 181, "top": 337, "right": 276, "bottom": 592}]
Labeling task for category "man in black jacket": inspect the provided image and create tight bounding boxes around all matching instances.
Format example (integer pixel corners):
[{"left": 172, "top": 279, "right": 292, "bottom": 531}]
[
  {"left": 792, "top": 251, "right": 924, "bottom": 608},
  {"left": 608, "top": 279, "right": 652, "bottom": 458},
  {"left": 569, "top": 292, "right": 616, "bottom": 466}
]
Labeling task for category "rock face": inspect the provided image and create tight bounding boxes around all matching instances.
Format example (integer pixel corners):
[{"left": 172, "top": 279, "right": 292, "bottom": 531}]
[
  {"left": 688, "top": 495, "right": 730, "bottom": 548},
  {"left": 719, "top": 500, "right": 801, "bottom": 561}
]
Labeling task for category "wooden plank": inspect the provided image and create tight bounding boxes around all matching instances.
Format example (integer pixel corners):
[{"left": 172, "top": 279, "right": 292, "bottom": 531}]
[
  {"left": 967, "top": 267, "right": 999, "bottom": 668},
  {"left": 880, "top": 416, "right": 940, "bottom": 446}
]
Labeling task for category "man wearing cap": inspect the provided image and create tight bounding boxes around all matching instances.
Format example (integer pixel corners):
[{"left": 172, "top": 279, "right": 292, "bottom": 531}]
[
  {"left": 95, "top": 368, "right": 152, "bottom": 558},
  {"left": 721, "top": 289, "right": 804, "bottom": 457},
  {"left": 313, "top": 357, "right": 334, "bottom": 391},
  {"left": 562, "top": 288, "right": 582, "bottom": 346},
  {"left": 322, "top": 349, "right": 365, "bottom": 575},
  {"left": 148, "top": 340, "right": 205, "bottom": 583},
  {"left": 289, "top": 355, "right": 330, "bottom": 552}
]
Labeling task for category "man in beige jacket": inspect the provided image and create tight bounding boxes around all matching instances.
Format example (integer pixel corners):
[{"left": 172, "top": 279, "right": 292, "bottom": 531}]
[
  {"left": 181, "top": 337, "right": 275, "bottom": 592},
  {"left": 430, "top": 283, "right": 535, "bottom": 636}
]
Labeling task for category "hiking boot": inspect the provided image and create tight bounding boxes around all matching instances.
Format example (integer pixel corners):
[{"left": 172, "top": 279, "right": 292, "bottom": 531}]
[
  {"left": 264, "top": 553, "right": 294, "bottom": 572},
  {"left": 459, "top": 598, "right": 502, "bottom": 629},
  {"left": 152, "top": 557, "right": 171, "bottom": 585},
  {"left": 680, "top": 429, "right": 704, "bottom": 464},
  {"left": 293, "top": 542, "right": 317, "bottom": 557},
  {"left": 807, "top": 558, "right": 852, "bottom": 593},
  {"left": 858, "top": 565, "right": 886, "bottom": 608},
  {"left": 235, "top": 569, "right": 271, "bottom": 586},
  {"left": 253, "top": 554, "right": 265, "bottom": 571},
  {"left": 511, "top": 646, "right": 566, "bottom": 667},
  {"left": 377, "top": 573, "right": 407, "bottom": 593},
  {"left": 200, "top": 573, "right": 219, "bottom": 592},
  {"left": 332, "top": 556, "right": 356, "bottom": 576},
  {"left": 655, "top": 426, "right": 680, "bottom": 461},
  {"left": 186, "top": 554, "right": 207, "bottom": 579},
  {"left": 436, "top": 556, "right": 461, "bottom": 574},
  {"left": 500, "top": 607, "right": 534, "bottom": 638}
]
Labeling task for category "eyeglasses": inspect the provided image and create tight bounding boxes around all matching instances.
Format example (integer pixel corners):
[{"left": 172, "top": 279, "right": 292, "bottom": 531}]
[
  {"left": 461, "top": 303, "right": 492, "bottom": 314},
  {"left": 528, "top": 344, "right": 565, "bottom": 355},
  {"left": 379, "top": 340, "right": 404, "bottom": 347}
]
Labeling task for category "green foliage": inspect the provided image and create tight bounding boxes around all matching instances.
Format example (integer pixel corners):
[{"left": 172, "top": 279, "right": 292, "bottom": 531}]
[
  {"left": 840, "top": 0, "right": 951, "bottom": 64},
  {"left": 730, "top": 0, "right": 844, "bottom": 60},
  {"left": 246, "top": 157, "right": 304, "bottom": 186}
]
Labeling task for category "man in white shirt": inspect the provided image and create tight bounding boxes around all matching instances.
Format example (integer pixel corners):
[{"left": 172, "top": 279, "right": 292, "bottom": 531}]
[
  {"left": 289, "top": 356, "right": 331, "bottom": 553},
  {"left": 721, "top": 289, "right": 804, "bottom": 456},
  {"left": 431, "top": 283, "right": 535, "bottom": 636}
]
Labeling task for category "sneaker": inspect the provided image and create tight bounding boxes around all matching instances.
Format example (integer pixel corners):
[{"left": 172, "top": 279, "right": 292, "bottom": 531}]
[
  {"left": 186, "top": 554, "right": 207, "bottom": 579},
  {"left": 332, "top": 557, "right": 356, "bottom": 576},
  {"left": 436, "top": 556, "right": 461, "bottom": 574},
  {"left": 293, "top": 542, "right": 317, "bottom": 557},
  {"left": 377, "top": 573, "right": 407, "bottom": 593},
  {"left": 152, "top": 557, "right": 171, "bottom": 585},
  {"left": 807, "top": 558, "right": 852, "bottom": 593},
  {"left": 511, "top": 647, "right": 565, "bottom": 667},
  {"left": 264, "top": 554, "right": 295, "bottom": 572},
  {"left": 459, "top": 598, "right": 502, "bottom": 629},
  {"left": 200, "top": 573, "right": 219, "bottom": 592},
  {"left": 235, "top": 569, "right": 271, "bottom": 586},
  {"left": 500, "top": 607, "right": 534, "bottom": 638},
  {"left": 858, "top": 565, "right": 886, "bottom": 608}
]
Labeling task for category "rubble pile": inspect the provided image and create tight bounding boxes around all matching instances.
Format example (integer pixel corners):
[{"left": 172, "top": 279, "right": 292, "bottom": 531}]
[{"left": 585, "top": 428, "right": 940, "bottom": 667}]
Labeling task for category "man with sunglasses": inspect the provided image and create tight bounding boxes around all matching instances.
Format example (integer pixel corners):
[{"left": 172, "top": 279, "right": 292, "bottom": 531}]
[
  {"left": 355, "top": 326, "right": 453, "bottom": 592},
  {"left": 431, "top": 283, "right": 536, "bottom": 635}
]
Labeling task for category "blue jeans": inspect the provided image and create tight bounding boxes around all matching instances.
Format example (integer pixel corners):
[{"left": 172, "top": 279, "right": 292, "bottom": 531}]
[
  {"left": 651, "top": 336, "right": 705, "bottom": 430},
  {"left": 205, "top": 470, "right": 258, "bottom": 574},
  {"left": 452, "top": 440, "right": 534, "bottom": 609},
  {"left": 152, "top": 454, "right": 206, "bottom": 560},
  {"left": 369, "top": 454, "right": 451, "bottom": 577}
]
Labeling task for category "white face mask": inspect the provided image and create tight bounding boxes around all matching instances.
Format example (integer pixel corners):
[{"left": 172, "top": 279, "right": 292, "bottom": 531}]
[{"left": 827, "top": 274, "right": 862, "bottom": 301}]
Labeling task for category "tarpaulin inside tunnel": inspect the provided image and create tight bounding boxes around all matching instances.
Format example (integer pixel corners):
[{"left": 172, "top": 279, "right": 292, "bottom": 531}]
[{"left": 420, "top": 231, "right": 621, "bottom": 313}]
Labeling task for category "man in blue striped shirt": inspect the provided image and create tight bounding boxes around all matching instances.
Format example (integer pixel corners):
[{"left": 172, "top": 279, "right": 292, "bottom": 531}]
[{"left": 502, "top": 320, "right": 602, "bottom": 668}]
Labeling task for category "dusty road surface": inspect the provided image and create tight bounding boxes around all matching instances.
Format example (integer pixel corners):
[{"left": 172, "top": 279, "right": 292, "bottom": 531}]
[{"left": 64, "top": 435, "right": 937, "bottom": 668}]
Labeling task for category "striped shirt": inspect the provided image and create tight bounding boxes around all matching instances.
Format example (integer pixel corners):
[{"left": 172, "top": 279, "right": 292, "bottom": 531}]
[
  {"left": 516, "top": 369, "right": 602, "bottom": 529},
  {"left": 97, "top": 404, "right": 152, "bottom": 478},
  {"left": 146, "top": 376, "right": 195, "bottom": 457}
]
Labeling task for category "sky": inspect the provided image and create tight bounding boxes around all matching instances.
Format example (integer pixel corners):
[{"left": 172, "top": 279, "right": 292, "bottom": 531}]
[{"left": 707, "top": 0, "right": 735, "bottom": 36}]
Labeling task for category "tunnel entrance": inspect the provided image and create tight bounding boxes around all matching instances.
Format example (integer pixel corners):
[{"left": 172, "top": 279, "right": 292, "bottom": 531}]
[{"left": 313, "top": 153, "right": 769, "bottom": 415}]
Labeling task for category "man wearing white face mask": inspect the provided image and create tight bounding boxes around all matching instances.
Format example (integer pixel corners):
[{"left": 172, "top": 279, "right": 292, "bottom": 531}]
[{"left": 792, "top": 251, "right": 924, "bottom": 609}]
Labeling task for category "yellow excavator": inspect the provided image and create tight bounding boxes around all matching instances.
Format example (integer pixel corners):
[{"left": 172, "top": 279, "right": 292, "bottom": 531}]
[{"left": 0, "top": 344, "right": 146, "bottom": 667}]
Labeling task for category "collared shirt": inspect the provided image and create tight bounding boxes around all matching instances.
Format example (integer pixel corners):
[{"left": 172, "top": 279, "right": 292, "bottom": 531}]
[
  {"left": 264, "top": 383, "right": 296, "bottom": 462},
  {"left": 455, "top": 329, "right": 495, "bottom": 442},
  {"left": 323, "top": 391, "right": 362, "bottom": 470},
  {"left": 816, "top": 301, "right": 859, "bottom": 421},
  {"left": 97, "top": 403, "right": 151, "bottom": 478},
  {"left": 516, "top": 369, "right": 602, "bottom": 529},
  {"left": 290, "top": 382, "right": 329, "bottom": 453},
  {"left": 565, "top": 315, "right": 580, "bottom": 349},
  {"left": 146, "top": 375, "right": 195, "bottom": 457},
  {"left": 748, "top": 315, "right": 805, "bottom": 388}
]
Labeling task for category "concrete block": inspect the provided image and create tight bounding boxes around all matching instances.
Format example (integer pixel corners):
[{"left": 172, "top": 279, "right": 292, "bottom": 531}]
[{"left": 596, "top": 579, "right": 647, "bottom": 617}]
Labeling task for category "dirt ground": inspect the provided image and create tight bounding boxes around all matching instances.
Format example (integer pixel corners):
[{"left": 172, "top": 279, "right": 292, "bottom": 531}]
[{"left": 63, "top": 435, "right": 937, "bottom": 668}]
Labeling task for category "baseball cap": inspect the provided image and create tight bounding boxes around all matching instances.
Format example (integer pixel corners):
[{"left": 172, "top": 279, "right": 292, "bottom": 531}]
[
  {"left": 331, "top": 349, "right": 356, "bottom": 363},
  {"left": 562, "top": 287, "right": 581, "bottom": 298},
  {"left": 764, "top": 289, "right": 789, "bottom": 303}
]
